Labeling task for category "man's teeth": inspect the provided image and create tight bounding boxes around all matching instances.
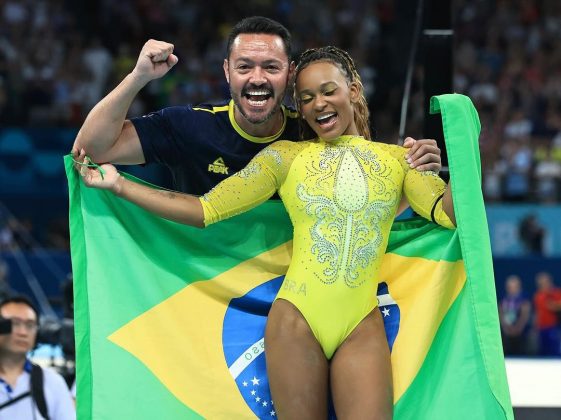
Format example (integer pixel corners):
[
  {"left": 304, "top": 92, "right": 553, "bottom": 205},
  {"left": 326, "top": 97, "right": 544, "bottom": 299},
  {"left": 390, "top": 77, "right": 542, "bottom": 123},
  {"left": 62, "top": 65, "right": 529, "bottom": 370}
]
[
  {"left": 247, "top": 90, "right": 270, "bottom": 96},
  {"left": 246, "top": 90, "right": 271, "bottom": 106}
]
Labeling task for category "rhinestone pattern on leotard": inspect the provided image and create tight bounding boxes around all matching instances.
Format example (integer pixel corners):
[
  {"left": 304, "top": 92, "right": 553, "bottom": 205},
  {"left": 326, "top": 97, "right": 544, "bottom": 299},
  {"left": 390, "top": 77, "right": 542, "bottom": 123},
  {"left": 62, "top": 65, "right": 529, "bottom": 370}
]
[{"left": 296, "top": 140, "right": 399, "bottom": 287}]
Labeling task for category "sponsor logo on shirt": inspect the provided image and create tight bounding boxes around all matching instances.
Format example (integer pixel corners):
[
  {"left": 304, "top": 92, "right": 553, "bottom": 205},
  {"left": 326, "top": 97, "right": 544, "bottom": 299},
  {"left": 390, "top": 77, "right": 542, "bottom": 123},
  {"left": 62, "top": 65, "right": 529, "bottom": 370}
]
[{"left": 208, "top": 157, "right": 229, "bottom": 175}]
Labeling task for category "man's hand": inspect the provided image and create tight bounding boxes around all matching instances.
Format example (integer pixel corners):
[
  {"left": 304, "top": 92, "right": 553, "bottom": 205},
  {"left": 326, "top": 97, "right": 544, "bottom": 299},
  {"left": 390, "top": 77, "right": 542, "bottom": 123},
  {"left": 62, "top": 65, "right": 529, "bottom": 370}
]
[
  {"left": 131, "top": 39, "right": 179, "bottom": 85},
  {"left": 402, "top": 137, "right": 442, "bottom": 173}
]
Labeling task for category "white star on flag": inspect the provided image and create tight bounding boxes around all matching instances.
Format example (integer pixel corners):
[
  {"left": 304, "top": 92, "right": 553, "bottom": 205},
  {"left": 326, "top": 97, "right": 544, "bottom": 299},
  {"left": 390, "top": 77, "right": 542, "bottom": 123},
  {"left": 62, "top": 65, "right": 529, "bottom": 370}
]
[
  {"left": 262, "top": 401, "right": 268, "bottom": 407},
  {"left": 251, "top": 390, "right": 256, "bottom": 396},
  {"left": 242, "top": 381, "right": 248, "bottom": 387},
  {"left": 270, "top": 410, "right": 276, "bottom": 417},
  {"left": 256, "top": 397, "right": 261, "bottom": 402},
  {"left": 382, "top": 307, "right": 390, "bottom": 317},
  {"left": 251, "top": 376, "right": 260, "bottom": 386}
]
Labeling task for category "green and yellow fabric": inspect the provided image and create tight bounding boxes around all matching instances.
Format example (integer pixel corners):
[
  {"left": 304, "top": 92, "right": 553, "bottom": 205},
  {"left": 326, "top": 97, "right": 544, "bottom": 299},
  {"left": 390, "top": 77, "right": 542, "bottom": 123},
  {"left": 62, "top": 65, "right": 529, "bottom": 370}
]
[{"left": 67, "top": 94, "right": 513, "bottom": 419}]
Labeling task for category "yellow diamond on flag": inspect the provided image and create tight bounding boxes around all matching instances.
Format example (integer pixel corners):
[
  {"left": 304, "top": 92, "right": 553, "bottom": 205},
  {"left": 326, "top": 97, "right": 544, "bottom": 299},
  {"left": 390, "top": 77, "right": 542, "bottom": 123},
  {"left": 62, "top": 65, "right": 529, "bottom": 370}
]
[{"left": 109, "top": 242, "right": 292, "bottom": 419}]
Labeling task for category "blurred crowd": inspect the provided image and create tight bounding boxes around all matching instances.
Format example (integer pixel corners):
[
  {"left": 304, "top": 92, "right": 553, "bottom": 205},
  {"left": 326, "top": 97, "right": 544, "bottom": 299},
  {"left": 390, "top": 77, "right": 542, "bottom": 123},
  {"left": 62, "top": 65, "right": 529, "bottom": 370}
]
[
  {"left": 1, "top": 1, "right": 561, "bottom": 202},
  {"left": 0, "top": 0, "right": 392, "bottom": 128},
  {"left": 455, "top": 0, "right": 561, "bottom": 203}
]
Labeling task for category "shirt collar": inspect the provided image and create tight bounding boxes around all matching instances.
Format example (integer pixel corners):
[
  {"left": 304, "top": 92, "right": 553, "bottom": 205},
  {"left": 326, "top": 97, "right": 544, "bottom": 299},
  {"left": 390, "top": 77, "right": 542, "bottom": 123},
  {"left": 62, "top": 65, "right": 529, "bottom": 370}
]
[{"left": 23, "top": 358, "right": 33, "bottom": 373}]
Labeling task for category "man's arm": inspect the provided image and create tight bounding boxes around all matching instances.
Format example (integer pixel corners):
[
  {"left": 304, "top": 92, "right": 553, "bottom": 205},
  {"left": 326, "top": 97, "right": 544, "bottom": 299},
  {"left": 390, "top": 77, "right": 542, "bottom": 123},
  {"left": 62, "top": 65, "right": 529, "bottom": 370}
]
[{"left": 72, "top": 39, "right": 178, "bottom": 164}]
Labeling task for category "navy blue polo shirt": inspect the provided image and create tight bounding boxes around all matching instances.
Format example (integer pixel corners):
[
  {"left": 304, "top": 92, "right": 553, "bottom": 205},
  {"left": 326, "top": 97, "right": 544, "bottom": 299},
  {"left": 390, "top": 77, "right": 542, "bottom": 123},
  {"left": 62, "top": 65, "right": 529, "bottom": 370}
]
[{"left": 131, "top": 99, "right": 300, "bottom": 195}]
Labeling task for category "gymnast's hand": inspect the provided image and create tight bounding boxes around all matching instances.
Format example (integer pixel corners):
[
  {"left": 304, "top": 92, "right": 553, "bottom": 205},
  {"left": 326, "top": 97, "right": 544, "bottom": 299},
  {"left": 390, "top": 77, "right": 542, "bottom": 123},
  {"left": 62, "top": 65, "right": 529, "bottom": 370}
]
[
  {"left": 402, "top": 137, "right": 442, "bottom": 173},
  {"left": 74, "top": 148, "right": 123, "bottom": 194}
]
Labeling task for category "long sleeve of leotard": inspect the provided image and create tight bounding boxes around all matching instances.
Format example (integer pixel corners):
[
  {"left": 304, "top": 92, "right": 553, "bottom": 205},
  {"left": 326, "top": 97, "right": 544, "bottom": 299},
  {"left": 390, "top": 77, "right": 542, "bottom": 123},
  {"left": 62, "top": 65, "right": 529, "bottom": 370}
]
[
  {"left": 403, "top": 169, "right": 454, "bottom": 229},
  {"left": 199, "top": 140, "right": 303, "bottom": 226},
  {"left": 379, "top": 143, "right": 455, "bottom": 229}
]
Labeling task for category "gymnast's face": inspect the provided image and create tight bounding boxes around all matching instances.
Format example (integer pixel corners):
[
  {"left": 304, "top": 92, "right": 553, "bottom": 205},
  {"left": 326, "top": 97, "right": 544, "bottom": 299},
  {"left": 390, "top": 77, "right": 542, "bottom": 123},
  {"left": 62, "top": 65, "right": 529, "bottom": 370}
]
[{"left": 295, "top": 61, "right": 360, "bottom": 140}]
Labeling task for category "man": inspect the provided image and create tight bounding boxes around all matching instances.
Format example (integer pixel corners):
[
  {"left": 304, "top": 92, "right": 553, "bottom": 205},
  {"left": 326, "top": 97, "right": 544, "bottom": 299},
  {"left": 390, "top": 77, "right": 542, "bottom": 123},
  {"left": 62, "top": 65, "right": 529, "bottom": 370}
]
[
  {"left": 0, "top": 296, "right": 75, "bottom": 420},
  {"left": 499, "top": 275, "right": 531, "bottom": 355},
  {"left": 72, "top": 16, "right": 442, "bottom": 195},
  {"left": 533, "top": 272, "right": 561, "bottom": 356}
]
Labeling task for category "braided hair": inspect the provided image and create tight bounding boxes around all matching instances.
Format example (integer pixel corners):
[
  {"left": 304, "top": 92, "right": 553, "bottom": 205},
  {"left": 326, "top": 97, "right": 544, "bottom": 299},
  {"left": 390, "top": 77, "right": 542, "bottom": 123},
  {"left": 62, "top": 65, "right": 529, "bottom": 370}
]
[{"left": 293, "top": 46, "right": 371, "bottom": 140}]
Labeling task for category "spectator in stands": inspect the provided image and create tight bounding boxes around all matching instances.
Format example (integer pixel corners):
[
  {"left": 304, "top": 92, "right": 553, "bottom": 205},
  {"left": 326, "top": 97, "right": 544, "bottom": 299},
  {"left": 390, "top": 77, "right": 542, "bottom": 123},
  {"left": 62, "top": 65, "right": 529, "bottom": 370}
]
[
  {"left": 499, "top": 275, "right": 531, "bottom": 355},
  {"left": 533, "top": 272, "right": 561, "bottom": 356},
  {"left": 0, "top": 295, "right": 75, "bottom": 419},
  {"left": 61, "top": 275, "right": 73, "bottom": 321},
  {"left": 81, "top": 37, "right": 113, "bottom": 107},
  {"left": 0, "top": 261, "right": 12, "bottom": 302},
  {"left": 534, "top": 147, "right": 561, "bottom": 202},
  {"left": 503, "top": 139, "right": 533, "bottom": 202},
  {"left": 552, "top": 133, "right": 561, "bottom": 163},
  {"left": 503, "top": 109, "right": 532, "bottom": 141},
  {"left": 518, "top": 214, "right": 545, "bottom": 255},
  {"left": 0, "top": 221, "right": 14, "bottom": 252}
]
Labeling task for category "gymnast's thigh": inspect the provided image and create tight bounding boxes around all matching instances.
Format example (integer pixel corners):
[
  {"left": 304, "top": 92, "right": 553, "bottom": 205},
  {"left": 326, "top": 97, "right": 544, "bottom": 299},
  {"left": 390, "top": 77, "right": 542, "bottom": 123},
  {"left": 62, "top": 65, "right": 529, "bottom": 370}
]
[
  {"left": 330, "top": 307, "right": 393, "bottom": 420},
  {"left": 264, "top": 298, "right": 329, "bottom": 420}
]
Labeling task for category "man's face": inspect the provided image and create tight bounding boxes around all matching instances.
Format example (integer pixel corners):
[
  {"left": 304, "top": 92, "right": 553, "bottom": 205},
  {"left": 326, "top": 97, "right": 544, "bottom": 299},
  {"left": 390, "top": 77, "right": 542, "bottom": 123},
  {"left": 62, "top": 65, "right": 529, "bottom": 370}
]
[
  {"left": 224, "top": 33, "right": 293, "bottom": 126},
  {"left": 506, "top": 276, "right": 521, "bottom": 295},
  {"left": 536, "top": 273, "right": 552, "bottom": 291},
  {"left": 0, "top": 303, "right": 38, "bottom": 355}
]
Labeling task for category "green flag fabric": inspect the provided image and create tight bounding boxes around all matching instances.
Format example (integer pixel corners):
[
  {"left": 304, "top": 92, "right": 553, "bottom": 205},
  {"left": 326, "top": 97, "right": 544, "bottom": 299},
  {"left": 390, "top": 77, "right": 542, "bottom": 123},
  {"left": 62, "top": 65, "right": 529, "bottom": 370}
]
[{"left": 67, "top": 94, "right": 513, "bottom": 419}]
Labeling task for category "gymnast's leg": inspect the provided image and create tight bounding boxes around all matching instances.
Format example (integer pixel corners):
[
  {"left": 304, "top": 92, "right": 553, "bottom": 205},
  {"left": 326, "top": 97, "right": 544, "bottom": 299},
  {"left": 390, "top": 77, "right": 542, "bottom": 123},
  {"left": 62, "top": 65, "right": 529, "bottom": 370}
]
[
  {"left": 264, "top": 298, "right": 329, "bottom": 420},
  {"left": 330, "top": 307, "right": 393, "bottom": 420}
]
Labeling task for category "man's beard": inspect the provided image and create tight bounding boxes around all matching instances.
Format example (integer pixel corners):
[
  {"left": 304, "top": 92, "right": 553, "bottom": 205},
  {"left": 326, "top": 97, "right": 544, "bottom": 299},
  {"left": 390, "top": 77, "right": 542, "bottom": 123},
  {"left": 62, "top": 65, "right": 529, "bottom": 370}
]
[{"left": 230, "top": 85, "right": 286, "bottom": 125}]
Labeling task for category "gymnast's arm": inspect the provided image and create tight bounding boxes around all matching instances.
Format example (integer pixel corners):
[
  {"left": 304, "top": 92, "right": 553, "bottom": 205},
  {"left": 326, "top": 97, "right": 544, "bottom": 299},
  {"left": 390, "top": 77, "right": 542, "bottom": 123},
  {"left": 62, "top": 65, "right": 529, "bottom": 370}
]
[
  {"left": 76, "top": 156, "right": 205, "bottom": 227},
  {"left": 441, "top": 183, "right": 456, "bottom": 226},
  {"left": 76, "top": 142, "right": 291, "bottom": 227},
  {"left": 403, "top": 169, "right": 456, "bottom": 228},
  {"left": 200, "top": 141, "right": 295, "bottom": 226}
]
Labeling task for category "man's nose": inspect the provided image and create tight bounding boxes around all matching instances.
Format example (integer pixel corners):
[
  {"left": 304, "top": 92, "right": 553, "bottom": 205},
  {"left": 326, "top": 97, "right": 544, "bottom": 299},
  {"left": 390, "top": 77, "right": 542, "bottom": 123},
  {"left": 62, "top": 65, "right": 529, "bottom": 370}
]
[
  {"left": 12, "top": 324, "right": 29, "bottom": 334},
  {"left": 249, "top": 67, "right": 266, "bottom": 85}
]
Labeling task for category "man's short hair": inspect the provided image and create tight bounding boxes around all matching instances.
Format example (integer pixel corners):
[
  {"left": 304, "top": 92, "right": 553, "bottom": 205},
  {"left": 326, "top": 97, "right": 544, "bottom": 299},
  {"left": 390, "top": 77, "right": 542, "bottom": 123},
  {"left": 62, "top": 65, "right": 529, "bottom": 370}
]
[
  {"left": 226, "top": 16, "right": 292, "bottom": 60},
  {"left": 0, "top": 295, "right": 40, "bottom": 321}
]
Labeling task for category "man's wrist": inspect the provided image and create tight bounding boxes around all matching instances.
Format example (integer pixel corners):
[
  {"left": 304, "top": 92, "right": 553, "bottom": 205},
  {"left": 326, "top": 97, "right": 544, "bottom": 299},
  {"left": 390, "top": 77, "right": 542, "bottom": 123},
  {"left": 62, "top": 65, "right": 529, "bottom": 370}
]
[{"left": 126, "top": 71, "right": 151, "bottom": 90}]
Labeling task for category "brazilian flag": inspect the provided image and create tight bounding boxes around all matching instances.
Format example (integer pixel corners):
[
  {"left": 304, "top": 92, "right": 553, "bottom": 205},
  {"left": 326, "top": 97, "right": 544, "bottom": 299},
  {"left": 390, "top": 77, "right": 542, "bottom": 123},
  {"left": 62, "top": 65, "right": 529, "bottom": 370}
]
[{"left": 67, "top": 94, "right": 513, "bottom": 419}]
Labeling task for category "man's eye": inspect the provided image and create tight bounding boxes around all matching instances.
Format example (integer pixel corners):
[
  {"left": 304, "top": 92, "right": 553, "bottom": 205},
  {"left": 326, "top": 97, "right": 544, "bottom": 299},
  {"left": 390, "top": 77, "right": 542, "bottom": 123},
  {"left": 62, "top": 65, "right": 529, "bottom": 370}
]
[
  {"left": 266, "top": 66, "right": 280, "bottom": 72},
  {"left": 324, "top": 90, "right": 336, "bottom": 96},
  {"left": 300, "top": 96, "right": 312, "bottom": 104}
]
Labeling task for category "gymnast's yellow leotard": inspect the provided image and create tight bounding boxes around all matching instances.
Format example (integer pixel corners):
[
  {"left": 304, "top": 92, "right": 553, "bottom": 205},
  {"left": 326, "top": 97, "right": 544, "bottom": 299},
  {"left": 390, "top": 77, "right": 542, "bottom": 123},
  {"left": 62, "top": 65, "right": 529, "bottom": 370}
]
[{"left": 200, "top": 135, "right": 454, "bottom": 359}]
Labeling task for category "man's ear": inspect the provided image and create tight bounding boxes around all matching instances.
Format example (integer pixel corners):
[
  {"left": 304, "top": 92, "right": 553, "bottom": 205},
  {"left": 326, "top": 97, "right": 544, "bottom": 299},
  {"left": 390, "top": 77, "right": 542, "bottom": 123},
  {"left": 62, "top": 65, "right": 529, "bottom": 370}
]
[
  {"left": 288, "top": 61, "right": 296, "bottom": 81},
  {"left": 223, "top": 59, "right": 230, "bottom": 84}
]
